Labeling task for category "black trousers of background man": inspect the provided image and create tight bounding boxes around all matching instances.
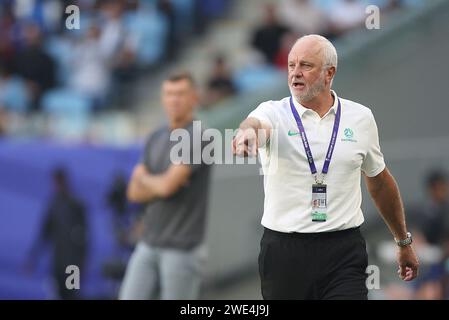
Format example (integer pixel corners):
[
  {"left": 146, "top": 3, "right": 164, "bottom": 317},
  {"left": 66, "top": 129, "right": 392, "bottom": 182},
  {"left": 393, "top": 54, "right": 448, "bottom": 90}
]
[{"left": 259, "top": 226, "right": 368, "bottom": 300}]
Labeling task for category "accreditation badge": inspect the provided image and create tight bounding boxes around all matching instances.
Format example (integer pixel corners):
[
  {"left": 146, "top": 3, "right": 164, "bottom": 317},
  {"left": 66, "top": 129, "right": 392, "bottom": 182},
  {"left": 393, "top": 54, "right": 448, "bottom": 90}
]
[{"left": 312, "top": 184, "right": 327, "bottom": 222}]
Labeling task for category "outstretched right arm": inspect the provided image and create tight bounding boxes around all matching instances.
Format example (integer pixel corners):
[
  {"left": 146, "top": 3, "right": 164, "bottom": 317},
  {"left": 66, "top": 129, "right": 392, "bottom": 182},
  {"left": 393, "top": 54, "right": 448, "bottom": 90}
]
[{"left": 232, "top": 117, "right": 272, "bottom": 157}]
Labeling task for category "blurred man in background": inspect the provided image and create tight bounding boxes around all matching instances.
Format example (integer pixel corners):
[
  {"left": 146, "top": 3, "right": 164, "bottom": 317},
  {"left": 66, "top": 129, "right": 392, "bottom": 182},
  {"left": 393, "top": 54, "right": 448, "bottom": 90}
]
[
  {"left": 411, "top": 170, "right": 449, "bottom": 299},
  {"left": 26, "top": 167, "right": 88, "bottom": 300},
  {"left": 119, "top": 72, "right": 211, "bottom": 300},
  {"left": 203, "top": 54, "right": 237, "bottom": 108},
  {"left": 421, "top": 170, "right": 449, "bottom": 246},
  {"left": 251, "top": 4, "right": 290, "bottom": 65},
  {"left": 14, "top": 22, "right": 56, "bottom": 111}
]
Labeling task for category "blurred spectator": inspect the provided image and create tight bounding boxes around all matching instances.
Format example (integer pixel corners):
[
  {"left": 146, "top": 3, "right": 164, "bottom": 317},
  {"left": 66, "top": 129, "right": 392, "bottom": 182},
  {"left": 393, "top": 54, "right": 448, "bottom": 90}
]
[
  {"left": 441, "top": 239, "right": 449, "bottom": 299},
  {"left": 413, "top": 264, "right": 445, "bottom": 299},
  {"left": 420, "top": 170, "right": 449, "bottom": 246},
  {"left": 0, "top": 61, "right": 30, "bottom": 113},
  {"left": 69, "top": 24, "right": 110, "bottom": 108},
  {"left": 98, "top": 0, "right": 127, "bottom": 61},
  {"left": 327, "top": 0, "right": 366, "bottom": 37},
  {"left": 274, "top": 31, "right": 298, "bottom": 70},
  {"left": 107, "top": 172, "right": 132, "bottom": 248},
  {"left": 14, "top": 22, "right": 56, "bottom": 111},
  {"left": 158, "top": 0, "right": 177, "bottom": 59},
  {"left": 41, "top": 0, "right": 65, "bottom": 33},
  {"left": 99, "top": 1, "right": 136, "bottom": 72},
  {"left": 101, "top": 172, "right": 141, "bottom": 293},
  {"left": 401, "top": 169, "right": 449, "bottom": 300},
  {"left": 26, "top": 167, "right": 88, "bottom": 300},
  {"left": 250, "top": 4, "right": 290, "bottom": 64},
  {"left": 0, "top": 3, "right": 17, "bottom": 67},
  {"left": 203, "top": 55, "right": 236, "bottom": 108},
  {"left": 278, "top": 0, "right": 330, "bottom": 36}
]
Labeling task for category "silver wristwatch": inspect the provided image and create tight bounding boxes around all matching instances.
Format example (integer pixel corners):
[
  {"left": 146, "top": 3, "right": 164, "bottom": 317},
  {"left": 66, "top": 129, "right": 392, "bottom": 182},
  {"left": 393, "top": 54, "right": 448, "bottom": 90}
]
[{"left": 395, "top": 232, "right": 413, "bottom": 247}]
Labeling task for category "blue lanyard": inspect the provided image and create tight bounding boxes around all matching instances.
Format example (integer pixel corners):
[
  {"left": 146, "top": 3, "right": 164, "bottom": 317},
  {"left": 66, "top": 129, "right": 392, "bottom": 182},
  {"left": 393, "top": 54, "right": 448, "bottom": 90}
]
[{"left": 289, "top": 96, "right": 341, "bottom": 182}]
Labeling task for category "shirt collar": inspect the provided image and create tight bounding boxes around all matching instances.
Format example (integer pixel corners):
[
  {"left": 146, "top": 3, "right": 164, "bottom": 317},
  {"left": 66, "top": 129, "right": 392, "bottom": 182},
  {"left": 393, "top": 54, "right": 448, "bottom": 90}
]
[{"left": 291, "top": 90, "right": 339, "bottom": 118}]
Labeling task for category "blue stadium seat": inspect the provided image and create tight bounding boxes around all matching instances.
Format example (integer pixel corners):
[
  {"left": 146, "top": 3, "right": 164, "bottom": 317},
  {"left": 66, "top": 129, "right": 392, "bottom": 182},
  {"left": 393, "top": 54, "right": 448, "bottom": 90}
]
[
  {"left": 41, "top": 88, "right": 93, "bottom": 139},
  {"left": 44, "top": 36, "right": 74, "bottom": 86},
  {"left": 125, "top": 6, "right": 169, "bottom": 67},
  {"left": 0, "top": 76, "right": 30, "bottom": 113},
  {"left": 42, "top": 88, "right": 92, "bottom": 114}
]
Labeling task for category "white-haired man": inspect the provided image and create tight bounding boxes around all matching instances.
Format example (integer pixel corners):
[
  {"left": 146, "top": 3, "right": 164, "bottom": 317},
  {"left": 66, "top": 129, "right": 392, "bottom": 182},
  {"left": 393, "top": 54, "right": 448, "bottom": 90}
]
[{"left": 232, "top": 35, "right": 419, "bottom": 299}]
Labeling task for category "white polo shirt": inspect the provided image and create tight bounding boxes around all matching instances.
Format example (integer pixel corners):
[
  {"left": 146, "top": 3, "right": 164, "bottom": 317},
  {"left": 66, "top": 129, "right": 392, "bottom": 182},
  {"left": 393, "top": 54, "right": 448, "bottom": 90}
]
[{"left": 248, "top": 90, "right": 385, "bottom": 233}]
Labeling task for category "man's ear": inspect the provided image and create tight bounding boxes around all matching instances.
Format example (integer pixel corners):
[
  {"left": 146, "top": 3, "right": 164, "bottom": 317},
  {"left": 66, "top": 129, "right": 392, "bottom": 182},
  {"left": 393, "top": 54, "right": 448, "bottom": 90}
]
[
  {"left": 327, "top": 66, "right": 336, "bottom": 81},
  {"left": 325, "top": 66, "right": 336, "bottom": 86}
]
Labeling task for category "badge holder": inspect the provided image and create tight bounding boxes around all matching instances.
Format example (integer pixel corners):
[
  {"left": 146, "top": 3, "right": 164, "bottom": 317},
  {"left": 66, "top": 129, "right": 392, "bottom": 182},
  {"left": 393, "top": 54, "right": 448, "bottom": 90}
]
[{"left": 312, "top": 180, "right": 327, "bottom": 222}]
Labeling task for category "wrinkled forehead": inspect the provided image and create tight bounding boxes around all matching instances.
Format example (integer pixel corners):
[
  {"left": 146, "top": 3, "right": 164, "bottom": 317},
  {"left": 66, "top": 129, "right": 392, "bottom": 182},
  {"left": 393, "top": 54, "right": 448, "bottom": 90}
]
[{"left": 288, "top": 39, "right": 324, "bottom": 65}]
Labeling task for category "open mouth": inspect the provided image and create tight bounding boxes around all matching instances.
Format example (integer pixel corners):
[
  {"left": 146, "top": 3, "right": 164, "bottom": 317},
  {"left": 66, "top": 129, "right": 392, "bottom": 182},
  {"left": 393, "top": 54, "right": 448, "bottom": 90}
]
[{"left": 292, "top": 81, "right": 305, "bottom": 89}]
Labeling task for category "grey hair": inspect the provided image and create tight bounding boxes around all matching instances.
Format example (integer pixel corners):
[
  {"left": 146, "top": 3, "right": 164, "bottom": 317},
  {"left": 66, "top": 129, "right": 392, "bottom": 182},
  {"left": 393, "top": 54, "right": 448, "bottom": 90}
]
[{"left": 294, "top": 34, "right": 338, "bottom": 70}]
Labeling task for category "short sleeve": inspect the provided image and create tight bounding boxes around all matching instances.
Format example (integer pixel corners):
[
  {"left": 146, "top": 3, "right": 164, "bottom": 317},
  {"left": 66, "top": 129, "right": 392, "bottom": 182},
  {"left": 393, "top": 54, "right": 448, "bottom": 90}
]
[
  {"left": 247, "top": 101, "right": 276, "bottom": 129},
  {"left": 188, "top": 134, "right": 212, "bottom": 173},
  {"left": 183, "top": 123, "right": 213, "bottom": 173},
  {"left": 361, "top": 110, "right": 386, "bottom": 177}
]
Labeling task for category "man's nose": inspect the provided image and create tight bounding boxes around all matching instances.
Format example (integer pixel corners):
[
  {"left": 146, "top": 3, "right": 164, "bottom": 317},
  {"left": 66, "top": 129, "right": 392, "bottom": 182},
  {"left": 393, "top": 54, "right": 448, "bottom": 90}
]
[
  {"left": 291, "top": 73, "right": 303, "bottom": 81},
  {"left": 291, "top": 66, "right": 303, "bottom": 78}
]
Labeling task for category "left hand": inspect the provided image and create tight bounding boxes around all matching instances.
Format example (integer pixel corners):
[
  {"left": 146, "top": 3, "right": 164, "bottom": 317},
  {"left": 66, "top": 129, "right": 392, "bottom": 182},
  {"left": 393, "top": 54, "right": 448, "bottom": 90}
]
[
  {"left": 131, "top": 164, "right": 149, "bottom": 186},
  {"left": 396, "top": 245, "right": 419, "bottom": 281}
]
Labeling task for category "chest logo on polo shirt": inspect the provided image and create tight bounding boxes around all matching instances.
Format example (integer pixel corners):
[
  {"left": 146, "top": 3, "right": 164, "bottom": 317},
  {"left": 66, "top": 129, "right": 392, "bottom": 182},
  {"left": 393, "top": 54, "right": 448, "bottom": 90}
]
[
  {"left": 288, "top": 130, "right": 300, "bottom": 136},
  {"left": 341, "top": 128, "right": 357, "bottom": 142},
  {"left": 344, "top": 128, "right": 353, "bottom": 138}
]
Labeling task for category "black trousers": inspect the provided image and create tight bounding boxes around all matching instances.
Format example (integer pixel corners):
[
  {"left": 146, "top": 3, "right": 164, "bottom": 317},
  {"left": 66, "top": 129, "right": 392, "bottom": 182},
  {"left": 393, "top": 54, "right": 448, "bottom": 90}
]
[{"left": 259, "top": 227, "right": 368, "bottom": 300}]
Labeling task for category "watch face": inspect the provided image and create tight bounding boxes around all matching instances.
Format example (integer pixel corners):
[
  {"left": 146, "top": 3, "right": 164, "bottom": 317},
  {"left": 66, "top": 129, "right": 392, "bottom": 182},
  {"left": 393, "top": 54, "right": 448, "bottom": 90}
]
[{"left": 396, "top": 233, "right": 412, "bottom": 246}]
